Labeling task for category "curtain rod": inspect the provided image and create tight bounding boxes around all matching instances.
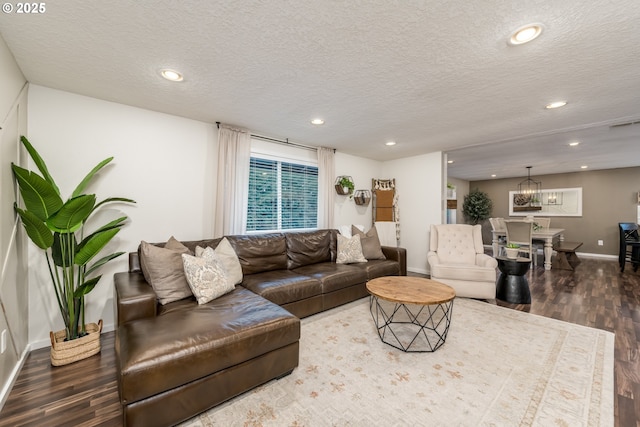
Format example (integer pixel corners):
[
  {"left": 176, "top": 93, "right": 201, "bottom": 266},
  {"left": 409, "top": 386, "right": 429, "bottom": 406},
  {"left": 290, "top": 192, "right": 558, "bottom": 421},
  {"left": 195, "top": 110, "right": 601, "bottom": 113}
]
[{"left": 216, "top": 122, "right": 335, "bottom": 153}]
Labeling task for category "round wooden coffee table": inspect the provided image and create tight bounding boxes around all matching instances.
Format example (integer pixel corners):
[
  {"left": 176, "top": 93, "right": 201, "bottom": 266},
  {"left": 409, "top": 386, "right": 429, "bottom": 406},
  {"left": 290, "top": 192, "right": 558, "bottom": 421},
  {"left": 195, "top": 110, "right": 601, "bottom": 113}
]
[{"left": 366, "top": 276, "right": 456, "bottom": 352}]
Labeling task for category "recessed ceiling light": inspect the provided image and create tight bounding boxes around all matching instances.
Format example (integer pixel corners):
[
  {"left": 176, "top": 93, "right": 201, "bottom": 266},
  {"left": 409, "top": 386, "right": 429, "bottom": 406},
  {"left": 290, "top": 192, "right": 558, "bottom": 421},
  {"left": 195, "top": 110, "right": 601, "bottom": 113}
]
[
  {"left": 580, "top": 165, "right": 588, "bottom": 169},
  {"left": 546, "top": 101, "right": 567, "bottom": 109},
  {"left": 569, "top": 141, "right": 580, "bottom": 147},
  {"left": 385, "top": 141, "right": 396, "bottom": 146},
  {"left": 508, "top": 23, "right": 544, "bottom": 46},
  {"left": 447, "top": 160, "right": 454, "bottom": 164},
  {"left": 160, "top": 69, "right": 184, "bottom": 82},
  {"left": 311, "top": 118, "right": 325, "bottom": 125},
  {"left": 491, "top": 174, "right": 497, "bottom": 178}
]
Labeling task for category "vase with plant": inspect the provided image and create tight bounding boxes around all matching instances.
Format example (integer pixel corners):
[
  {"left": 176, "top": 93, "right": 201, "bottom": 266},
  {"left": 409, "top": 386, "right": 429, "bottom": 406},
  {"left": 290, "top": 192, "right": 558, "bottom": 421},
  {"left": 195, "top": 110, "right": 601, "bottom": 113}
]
[
  {"left": 335, "top": 175, "right": 355, "bottom": 196},
  {"left": 12, "top": 136, "right": 135, "bottom": 363},
  {"left": 462, "top": 189, "right": 493, "bottom": 225},
  {"left": 505, "top": 243, "right": 520, "bottom": 259}
]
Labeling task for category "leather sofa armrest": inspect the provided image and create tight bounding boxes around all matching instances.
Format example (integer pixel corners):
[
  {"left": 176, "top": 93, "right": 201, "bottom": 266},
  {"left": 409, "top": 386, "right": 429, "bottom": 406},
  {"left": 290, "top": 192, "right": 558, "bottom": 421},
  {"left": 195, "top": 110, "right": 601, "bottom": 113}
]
[
  {"left": 115, "top": 271, "right": 158, "bottom": 326},
  {"left": 382, "top": 246, "right": 407, "bottom": 276}
]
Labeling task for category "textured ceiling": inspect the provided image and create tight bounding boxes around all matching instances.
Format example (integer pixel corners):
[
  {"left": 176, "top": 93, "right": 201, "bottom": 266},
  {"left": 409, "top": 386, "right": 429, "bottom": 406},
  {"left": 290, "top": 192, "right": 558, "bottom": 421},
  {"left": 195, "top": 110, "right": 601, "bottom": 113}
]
[{"left": 1, "top": 0, "right": 639, "bottom": 179}]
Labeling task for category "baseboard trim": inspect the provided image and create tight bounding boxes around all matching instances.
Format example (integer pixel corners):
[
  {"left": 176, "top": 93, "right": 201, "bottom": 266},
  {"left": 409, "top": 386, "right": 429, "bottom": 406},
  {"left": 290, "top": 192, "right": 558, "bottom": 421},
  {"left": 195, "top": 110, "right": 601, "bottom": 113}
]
[{"left": 0, "top": 344, "right": 30, "bottom": 412}]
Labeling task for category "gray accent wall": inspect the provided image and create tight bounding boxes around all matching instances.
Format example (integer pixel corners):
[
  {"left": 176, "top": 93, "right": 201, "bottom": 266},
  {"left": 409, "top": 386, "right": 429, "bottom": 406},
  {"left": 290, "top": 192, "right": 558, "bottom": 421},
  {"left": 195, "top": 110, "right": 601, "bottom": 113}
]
[{"left": 470, "top": 167, "right": 640, "bottom": 256}]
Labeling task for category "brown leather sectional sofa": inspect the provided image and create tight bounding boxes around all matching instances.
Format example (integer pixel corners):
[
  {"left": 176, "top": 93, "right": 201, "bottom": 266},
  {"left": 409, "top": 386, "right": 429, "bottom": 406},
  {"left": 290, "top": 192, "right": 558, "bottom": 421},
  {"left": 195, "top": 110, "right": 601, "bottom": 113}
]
[{"left": 114, "top": 229, "right": 406, "bottom": 427}]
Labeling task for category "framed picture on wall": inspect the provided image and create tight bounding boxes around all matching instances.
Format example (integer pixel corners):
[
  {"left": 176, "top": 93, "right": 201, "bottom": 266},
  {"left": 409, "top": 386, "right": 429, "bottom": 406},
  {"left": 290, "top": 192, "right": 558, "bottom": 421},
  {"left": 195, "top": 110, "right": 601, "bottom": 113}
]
[{"left": 509, "top": 187, "right": 582, "bottom": 217}]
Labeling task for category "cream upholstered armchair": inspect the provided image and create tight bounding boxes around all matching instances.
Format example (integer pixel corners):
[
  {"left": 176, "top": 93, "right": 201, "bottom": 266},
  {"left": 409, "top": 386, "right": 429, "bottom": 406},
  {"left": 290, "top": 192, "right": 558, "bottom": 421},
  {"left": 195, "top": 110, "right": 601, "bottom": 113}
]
[{"left": 427, "top": 224, "right": 498, "bottom": 299}]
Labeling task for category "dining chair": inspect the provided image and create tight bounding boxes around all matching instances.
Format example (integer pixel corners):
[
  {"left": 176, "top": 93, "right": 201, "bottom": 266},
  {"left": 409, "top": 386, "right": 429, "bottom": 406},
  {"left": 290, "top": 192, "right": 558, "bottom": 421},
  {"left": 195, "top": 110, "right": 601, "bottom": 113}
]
[
  {"left": 489, "top": 217, "right": 507, "bottom": 255},
  {"left": 529, "top": 217, "right": 550, "bottom": 260},
  {"left": 505, "top": 220, "right": 535, "bottom": 265},
  {"left": 618, "top": 222, "right": 640, "bottom": 272},
  {"left": 533, "top": 217, "right": 551, "bottom": 229}
]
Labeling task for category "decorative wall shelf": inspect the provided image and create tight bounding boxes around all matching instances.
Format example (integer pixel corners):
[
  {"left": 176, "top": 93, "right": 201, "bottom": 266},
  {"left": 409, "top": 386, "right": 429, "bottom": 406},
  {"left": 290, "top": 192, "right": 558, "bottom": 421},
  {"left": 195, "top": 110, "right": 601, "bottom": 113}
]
[
  {"left": 353, "top": 190, "right": 371, "bottom": 206},
  {"left": 335, "top": 175, "right": 354, "bottom": 196}
]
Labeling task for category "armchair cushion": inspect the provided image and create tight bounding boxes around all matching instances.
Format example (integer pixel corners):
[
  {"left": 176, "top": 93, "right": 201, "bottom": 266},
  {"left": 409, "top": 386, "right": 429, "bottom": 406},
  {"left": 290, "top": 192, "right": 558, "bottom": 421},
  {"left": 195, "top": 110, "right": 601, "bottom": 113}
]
[{"left": 429, "top": 224, "right": 481, "bottom": 265}]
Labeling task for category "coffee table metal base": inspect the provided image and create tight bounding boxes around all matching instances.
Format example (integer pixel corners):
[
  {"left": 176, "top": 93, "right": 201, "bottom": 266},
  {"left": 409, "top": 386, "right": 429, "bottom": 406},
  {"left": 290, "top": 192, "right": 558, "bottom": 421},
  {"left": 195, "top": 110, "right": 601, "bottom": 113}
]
[{"left": 369, "top": 296, "right": 454, "bottom": 352}]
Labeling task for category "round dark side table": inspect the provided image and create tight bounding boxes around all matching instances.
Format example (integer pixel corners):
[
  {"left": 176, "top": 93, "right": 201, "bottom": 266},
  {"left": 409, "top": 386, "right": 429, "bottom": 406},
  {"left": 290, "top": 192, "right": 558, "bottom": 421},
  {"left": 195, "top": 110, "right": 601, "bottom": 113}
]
[{"left": 495, "top": 256, "right": 531, "bottom": 304}]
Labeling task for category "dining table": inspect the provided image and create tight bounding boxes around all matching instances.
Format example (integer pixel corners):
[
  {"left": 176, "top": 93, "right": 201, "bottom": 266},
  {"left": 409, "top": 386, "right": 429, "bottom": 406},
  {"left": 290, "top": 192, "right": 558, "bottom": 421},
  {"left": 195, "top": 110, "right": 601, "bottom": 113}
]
[{"left": 491, "top": 227, "right": 565, "bottom": 270}]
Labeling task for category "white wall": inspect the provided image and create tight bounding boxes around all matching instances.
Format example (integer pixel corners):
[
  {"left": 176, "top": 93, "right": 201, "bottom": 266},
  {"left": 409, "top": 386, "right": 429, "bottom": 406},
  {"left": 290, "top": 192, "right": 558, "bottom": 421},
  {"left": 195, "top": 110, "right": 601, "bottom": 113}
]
[
  {"left": 382, "top": 152, "right": 444, "bottom": 273},
  {"left": 0, "top": 34, "right": 28, "bottom": 410},
  {"left": 26, "top": 85, "right": 217, "bottom": 347},
  {"left": 334, "top": 152, "right": 382, "bottom": 229}
]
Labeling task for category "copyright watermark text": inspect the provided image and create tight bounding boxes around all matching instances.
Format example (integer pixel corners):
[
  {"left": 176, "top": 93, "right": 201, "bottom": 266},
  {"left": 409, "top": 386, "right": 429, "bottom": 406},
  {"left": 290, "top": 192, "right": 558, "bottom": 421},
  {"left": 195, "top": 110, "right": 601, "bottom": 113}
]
[{"left": 3, "top": 3, "right": 47, "bottom": 13}]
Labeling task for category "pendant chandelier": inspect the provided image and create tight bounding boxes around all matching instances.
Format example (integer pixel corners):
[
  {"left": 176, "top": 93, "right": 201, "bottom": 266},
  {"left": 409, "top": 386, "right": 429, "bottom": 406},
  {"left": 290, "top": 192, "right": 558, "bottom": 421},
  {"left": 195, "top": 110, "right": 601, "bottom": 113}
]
[{"left": 517, "top": 166, "right": 541, "bottom": 195}]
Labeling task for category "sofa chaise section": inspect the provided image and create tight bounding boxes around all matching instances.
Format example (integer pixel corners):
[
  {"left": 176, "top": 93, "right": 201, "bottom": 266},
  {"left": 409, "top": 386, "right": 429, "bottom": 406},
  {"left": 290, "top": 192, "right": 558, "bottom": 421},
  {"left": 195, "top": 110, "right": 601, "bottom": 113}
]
[{"left": 115, "top": 285, "right": 299, "bottom": 427}]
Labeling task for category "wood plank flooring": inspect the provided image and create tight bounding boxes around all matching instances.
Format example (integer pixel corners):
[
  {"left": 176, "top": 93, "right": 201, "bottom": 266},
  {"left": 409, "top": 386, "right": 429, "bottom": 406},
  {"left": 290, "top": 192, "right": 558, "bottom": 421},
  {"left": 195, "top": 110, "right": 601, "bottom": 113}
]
[{"left": 1, "top": 256, "right": 638, "bottom": 426}]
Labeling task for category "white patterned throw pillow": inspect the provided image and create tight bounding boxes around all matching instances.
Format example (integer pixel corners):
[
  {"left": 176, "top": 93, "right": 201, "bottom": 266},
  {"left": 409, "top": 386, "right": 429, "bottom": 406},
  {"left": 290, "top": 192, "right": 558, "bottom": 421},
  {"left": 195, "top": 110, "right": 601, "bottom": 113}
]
[
  {"left": 182, "top": 247, "right": 234, "bottom": 304},
  {"left": 336, "top": 234, "right": 368, "bottom": 264}
]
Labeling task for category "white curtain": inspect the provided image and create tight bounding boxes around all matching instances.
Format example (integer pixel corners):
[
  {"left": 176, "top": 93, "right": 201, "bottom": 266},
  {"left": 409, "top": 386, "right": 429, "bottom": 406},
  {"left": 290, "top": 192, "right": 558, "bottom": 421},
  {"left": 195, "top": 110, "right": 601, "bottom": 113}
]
[
  {"left": 214, "top": 124, "right": 251, "bottom": 237},
  {"left": 317, "top": 147, "right": 335, "bottom": 229}
]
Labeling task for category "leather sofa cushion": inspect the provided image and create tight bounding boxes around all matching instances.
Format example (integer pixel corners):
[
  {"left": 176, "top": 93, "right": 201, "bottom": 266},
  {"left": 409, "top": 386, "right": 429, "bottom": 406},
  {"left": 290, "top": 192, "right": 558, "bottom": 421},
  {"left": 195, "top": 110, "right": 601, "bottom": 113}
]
[
  {"left": 241, "top": 270, "right": 321, "bottom": 305},
  {"left": 117, "top": 287, "right": 300, "bottom": 404},
  {"left": 347, "top": 259, "right": 400, "bottom": 280},
  {"left": 180, "top": 238, "right": 223, "bottom": 255},
  {"left": 293, "top": 262, "right": 368, "bottom": 293},
  {"left": 227, "top": 234, "right": 288, "bottom": 275},
  {"left": 286, "top": 230, "right": 332, "bottom": 269}
]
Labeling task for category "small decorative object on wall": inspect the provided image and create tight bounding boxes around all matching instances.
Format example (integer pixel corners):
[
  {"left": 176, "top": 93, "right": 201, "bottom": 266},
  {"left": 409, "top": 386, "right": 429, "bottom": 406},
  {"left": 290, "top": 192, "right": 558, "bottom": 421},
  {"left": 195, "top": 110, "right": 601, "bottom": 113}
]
[
  {"left": 353, "top": 189, "right": 371, "bottom": 206},
  {"left": 509, "top": 188, "right": 582, "bottom": 217},
  {"left": 372, "top": 178, "right": 400, "bottom": 241},
  {"left": 335, "top": 175, "right": 354, "bottom": 196}
]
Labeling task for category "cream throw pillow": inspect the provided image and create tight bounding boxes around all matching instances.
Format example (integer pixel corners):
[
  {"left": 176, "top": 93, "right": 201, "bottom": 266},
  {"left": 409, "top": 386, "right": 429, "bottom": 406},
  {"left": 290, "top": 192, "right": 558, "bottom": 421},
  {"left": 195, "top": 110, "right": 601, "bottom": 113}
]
[
  {"left": 140, "top": 237, "right": 192, "bottom": 305},
  {"left": 336, "top": 234, "right": 368, "bottom": 264},
  {"left": 195, "top": 238, "right": 243, "bottom": 285},
  {"left": 182, "top": 247, "right": 234, "bottom": 305}
]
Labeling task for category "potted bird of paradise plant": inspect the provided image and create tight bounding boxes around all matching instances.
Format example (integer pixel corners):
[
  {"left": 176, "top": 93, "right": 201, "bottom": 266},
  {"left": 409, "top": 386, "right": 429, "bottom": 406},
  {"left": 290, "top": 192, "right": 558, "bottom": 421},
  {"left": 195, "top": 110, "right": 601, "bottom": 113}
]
[{"left": 12, "top": 136, "right": 135, "bottom": 365}]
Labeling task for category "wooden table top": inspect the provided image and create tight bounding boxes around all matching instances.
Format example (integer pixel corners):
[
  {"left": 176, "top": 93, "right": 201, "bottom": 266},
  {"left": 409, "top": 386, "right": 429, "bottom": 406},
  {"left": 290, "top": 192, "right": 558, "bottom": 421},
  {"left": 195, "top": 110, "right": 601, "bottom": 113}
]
[{"left": 366, "top": 276, "right": 456, "bottom": 305}]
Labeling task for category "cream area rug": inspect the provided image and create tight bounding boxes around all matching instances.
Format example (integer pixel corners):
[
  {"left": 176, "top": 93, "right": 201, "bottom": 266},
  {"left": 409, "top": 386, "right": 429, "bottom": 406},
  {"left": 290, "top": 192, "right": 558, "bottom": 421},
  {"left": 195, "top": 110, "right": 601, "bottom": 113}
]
[{"left": 180, "top": 297, "right": 614, "bottom": 427}]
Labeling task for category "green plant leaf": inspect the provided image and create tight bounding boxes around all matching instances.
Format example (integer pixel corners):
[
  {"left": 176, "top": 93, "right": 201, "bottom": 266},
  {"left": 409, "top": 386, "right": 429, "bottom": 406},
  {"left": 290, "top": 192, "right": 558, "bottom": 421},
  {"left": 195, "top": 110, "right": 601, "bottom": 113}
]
[
  {"left": 91, "top": 198, "right": 136, "bottom": 216},
  {"left": 75, "top": 228, "right": 120, "bottom": 266},
  {"left": 46, "top": 195, "right": 96, "bottom": 233},
  {"left": 11, "top": 164, "right": 63, "bottom": 221},
  {"left": 71, "top": 157, "right": 113, "bottom": 198},
  {"left": 73, "top": 276, "right": 101, "bottom": 298},
  {"left": 462, "top": 189, "right": 493, "bottom": 225},
  {"left": 14, "top": 205, "right": 54, "bottom": 249},
  {"left": 51, "top": 232, "right": 78, "bottom": 267},
  {"left": 20, "top": 136, "right": 60, "bottom": 195},
  {"left": 84, "top": 252, "right": 124, "bottom": 276},
  {"left": 81, "top": 217, "right": 126, "bottom": 243}
]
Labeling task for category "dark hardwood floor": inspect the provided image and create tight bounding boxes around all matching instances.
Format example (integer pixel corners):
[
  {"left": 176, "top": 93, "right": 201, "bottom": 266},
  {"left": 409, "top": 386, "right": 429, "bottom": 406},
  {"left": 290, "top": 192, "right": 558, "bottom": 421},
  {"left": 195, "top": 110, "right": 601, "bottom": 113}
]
[{"left": 1, "top": 256, "right": 638, "bottom": 426}]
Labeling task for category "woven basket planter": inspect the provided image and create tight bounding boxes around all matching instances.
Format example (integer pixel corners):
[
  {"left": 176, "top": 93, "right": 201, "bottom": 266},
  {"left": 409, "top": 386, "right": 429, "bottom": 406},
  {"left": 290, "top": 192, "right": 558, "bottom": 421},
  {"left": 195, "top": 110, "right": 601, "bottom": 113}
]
[{"left": 50, "top": 320, "right": 103, "bottom": 366}]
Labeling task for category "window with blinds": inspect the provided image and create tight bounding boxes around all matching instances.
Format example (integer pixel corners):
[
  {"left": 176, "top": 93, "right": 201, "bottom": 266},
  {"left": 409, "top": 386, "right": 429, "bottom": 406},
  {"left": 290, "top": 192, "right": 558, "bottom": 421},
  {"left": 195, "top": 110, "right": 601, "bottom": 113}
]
[{"left": 247, "top": 157, "right": 318, "bottom": 232}]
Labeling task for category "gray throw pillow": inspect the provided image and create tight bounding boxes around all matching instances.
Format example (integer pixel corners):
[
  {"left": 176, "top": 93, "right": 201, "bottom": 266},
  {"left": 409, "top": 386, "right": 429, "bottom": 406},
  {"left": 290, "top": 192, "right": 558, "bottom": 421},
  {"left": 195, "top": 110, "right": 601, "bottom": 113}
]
[
  {"left": 196, "top": 238, "right": 243, "bottom": 285},
  {"left": 351, "top": 225, "right": 386, "bottom": 260},
  {"left": 140, "top": 238, "right": 192, "bottom": 305}
]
